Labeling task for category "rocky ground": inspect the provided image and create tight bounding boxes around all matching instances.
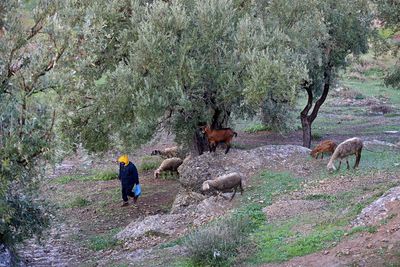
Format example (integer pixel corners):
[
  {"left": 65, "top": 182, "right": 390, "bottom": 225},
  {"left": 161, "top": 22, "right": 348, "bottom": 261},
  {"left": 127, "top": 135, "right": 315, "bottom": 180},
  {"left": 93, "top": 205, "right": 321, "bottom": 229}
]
[{"left": 13, "top": 84, "right": 400, "bottom": 267}]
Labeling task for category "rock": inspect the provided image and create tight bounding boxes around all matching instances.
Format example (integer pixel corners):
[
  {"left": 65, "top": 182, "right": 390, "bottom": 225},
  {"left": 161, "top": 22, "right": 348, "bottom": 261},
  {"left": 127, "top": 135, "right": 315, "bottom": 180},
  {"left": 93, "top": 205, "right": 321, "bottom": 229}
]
[
  {"left": 0, "top": 244, "right": 12, "bottom": 267},
  {"left": 170, "top": 190, "right": 206, "bottom": 214},
  {"left": 352, "top": 185, "right": 400, "bottom": 227},
  {"left": 178, "top": 145, "right": 310, "bottom": 194},
  {"left": 116, "top": 214, "right": 189, "bottom": 241}
]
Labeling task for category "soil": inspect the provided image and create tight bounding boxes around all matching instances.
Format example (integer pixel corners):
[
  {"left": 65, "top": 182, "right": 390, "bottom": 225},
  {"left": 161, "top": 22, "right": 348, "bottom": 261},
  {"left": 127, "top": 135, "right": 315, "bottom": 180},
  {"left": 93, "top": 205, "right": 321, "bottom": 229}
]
[{"left": 17, "top": 87, "right": 400, "bottom": 267}]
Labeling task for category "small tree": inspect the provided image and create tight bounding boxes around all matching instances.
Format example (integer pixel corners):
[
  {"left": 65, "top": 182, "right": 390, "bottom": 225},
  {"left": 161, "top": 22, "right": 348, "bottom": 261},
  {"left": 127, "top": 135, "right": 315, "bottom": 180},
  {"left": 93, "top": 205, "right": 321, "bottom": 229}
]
[
  {"left": 372, "top": 0, "right": 400, "bottom": 89},
  {"left": 258, "top": 0, "right": 372, "bottom": 147},
  {"left": 0, "top": 0, "right": 72, "bottom": 250}
]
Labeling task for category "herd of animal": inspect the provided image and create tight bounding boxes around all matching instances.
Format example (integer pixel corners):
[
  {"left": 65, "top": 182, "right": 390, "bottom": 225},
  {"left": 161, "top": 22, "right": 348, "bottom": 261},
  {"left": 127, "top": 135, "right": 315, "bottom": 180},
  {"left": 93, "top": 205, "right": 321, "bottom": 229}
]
[{"left": 150, "top": 124, "right": 365, "bottom": 201}]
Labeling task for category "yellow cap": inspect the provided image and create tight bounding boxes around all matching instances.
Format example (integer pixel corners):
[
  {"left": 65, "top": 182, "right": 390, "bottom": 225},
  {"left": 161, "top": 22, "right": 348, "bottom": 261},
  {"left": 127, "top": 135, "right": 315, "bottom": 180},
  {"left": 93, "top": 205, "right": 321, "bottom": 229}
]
[{"left": 117, "top": 155, "right": 129, "bottom": 166}]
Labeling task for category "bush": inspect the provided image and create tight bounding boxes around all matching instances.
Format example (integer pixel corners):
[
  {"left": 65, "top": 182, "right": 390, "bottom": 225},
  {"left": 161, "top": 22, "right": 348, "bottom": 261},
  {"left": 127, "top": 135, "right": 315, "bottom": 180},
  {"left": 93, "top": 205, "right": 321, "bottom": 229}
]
[{"left": 184, "top": 216, "right": 252, "bottom": 267}]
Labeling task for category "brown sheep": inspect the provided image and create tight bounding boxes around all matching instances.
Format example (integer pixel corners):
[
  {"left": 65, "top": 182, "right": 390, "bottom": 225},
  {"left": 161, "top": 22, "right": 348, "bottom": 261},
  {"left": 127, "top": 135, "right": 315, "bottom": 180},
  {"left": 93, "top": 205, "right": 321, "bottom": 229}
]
[{"left": 310, "top": 140, "right": 337, "bottom": 159}]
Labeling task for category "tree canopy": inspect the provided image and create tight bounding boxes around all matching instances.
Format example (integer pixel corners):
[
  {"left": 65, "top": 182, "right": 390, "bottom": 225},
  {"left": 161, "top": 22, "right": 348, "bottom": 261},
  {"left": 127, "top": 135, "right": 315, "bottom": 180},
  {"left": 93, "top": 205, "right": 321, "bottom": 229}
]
[{"left": 61, "top": 0, "right": 306, "bottom": 152}]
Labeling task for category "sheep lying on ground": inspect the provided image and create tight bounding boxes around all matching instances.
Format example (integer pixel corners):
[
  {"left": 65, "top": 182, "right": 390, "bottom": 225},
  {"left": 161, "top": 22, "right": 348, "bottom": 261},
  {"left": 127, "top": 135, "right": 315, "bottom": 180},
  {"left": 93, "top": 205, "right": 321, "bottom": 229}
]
[
  {"left": 327, "top": 137, "right": 363, "bottom": 171},
  {"left": 202, "top": 172, "right": 244, "bottom": 201},
  {"left": 154, "top": 157, "right": 183, "bottom": 178},
  {"left": 310, "top": 140, "right": 337, "bottom": 159},
  {"left": 151, "top": 146, "right": 179, "bottom": 158}
]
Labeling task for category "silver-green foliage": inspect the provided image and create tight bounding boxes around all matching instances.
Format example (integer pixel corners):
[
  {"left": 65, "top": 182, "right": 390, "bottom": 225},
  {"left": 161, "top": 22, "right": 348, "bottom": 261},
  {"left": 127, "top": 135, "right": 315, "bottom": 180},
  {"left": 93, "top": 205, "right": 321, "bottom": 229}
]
[
  {"left": 61, "top": 0, "right": 306, "bottom": 152},
  {"left": 0, "top": 0, "right": 74, "bottom": 247}
]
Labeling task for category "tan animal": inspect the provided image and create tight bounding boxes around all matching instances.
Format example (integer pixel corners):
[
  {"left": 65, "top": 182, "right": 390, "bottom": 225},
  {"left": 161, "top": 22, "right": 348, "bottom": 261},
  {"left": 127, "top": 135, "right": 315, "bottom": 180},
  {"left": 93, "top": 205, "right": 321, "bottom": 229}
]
[
  {"left": 202, "top": 172, "right": 244, "bottom": 201},
  {"left": 310, "top": 140, "right": 337, "bottom": 159},
  {"left": 151, "top": 146, "right": 179, "bottom": 158},
  {"left": 154, "top": 157, "right": 183, "bottom": 178},
  {"left": 327, "top": 137, "right": 363, "bottom": 171}
]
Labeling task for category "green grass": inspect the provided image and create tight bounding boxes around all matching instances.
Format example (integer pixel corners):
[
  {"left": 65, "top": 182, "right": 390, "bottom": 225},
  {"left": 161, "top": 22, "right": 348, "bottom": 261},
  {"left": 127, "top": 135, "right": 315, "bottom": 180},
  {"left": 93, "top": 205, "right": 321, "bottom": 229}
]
[
  {"left": 87, "top": 228, "right": 121, "bottom": 251},
  {"left": 243, "top": 123, "right": 272, "bottom": 133},
  {"left": 53, "top": 170, "right": 118, "bottom": 184},
  {"left": 65, "top": 196, "right": 91, "bottom": 208},
  {"left": 140, "top": 156, "right": 162, "bottom": 171},
  {"left": 341, "top": 79, "right": 400, "bottom": 105},
  {"left": 248, "top": 220, "right": 344, "bottom": 264}
]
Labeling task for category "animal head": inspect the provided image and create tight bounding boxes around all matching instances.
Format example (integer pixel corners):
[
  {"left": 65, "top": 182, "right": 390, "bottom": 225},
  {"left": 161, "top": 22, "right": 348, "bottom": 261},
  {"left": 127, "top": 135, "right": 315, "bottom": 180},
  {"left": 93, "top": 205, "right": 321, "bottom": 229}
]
[
  {"left": 202, "top": 181, "right": 210, "bottom": 191},
  {"left": 326, "top": 162, "right": 336, "bottom": 172},
  {"left": 200, "top": 125, "right": 211, "bottom": 135},
  {"left": 154, "top": 169, "right": 160, "bottom": 179},
  {"left": 151, "top": 150, "right": 161, "bottom": 156},
  {"left": 310, "top": 150, "right": 317, "bottom": 158}
]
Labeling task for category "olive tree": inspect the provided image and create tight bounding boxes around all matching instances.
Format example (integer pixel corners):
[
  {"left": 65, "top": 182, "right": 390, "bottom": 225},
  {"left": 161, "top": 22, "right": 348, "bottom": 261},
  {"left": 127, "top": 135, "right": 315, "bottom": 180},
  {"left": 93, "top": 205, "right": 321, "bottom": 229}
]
[
  {"left": 372, "top": 0, "right": 400, "bottom": 89},
  {"left": 0, "top": 0, "right": 73, "bottom": 249},
  {"left": 61, "top": 0, "right": 306, "bottom": 153},
  {"left": 255, "top": 0, "right": 372, "bottom": 147}
]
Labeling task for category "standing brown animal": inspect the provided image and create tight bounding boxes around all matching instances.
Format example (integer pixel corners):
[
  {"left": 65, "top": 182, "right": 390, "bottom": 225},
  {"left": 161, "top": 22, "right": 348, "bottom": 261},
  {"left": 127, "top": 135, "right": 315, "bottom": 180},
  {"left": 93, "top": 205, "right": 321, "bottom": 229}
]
[
  {"left": 310, "top": 140, "right": 337, "bottom": 159},
  {"left": 201, "top": 125, "right": 237, "bottom": 154}
]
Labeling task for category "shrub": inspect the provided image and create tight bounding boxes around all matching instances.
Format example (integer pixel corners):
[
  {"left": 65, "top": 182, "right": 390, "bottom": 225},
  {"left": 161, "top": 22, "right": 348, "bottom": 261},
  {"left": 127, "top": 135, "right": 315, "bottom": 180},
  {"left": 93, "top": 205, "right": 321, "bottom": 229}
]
[{"left": 184, "top": 216, "right": 251, "bottom": 267}]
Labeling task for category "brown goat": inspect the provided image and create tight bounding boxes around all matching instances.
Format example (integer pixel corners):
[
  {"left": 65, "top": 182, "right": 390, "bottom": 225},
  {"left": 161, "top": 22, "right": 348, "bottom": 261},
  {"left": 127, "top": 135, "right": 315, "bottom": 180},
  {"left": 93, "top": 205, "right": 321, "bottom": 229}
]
[
  {"left": 201, "top": 125, "right": 237, "bottom": 154},
  {"left": 310, "top": 140, "right": 337, "bottom": 159}
]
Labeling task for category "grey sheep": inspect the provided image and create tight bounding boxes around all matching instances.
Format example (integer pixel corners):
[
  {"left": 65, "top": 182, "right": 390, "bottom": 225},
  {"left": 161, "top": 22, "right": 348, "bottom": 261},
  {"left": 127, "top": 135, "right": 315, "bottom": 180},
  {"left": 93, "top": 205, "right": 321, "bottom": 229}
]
[
  {"left": 202, "top": 172, "right": 244, "bottom": 201},
  {"left": 151, "top": 146, "right": 179, "bottom": 159},
  {"left": 154, "top": 157, "right": 183, "bottom": 178},
  {"left": 327, "top": 137, "right": 363, "bottom": 171}
]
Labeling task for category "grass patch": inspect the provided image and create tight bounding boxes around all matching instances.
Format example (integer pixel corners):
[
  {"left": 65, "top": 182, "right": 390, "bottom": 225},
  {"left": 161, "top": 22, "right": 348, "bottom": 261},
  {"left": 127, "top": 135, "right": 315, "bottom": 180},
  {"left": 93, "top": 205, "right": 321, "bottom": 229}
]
[
  {"left": 87, "top": 228, "right": 121, "bottom": 251},
  {"left": 53, "top": 170, "right": 118, "bottom": 184},
  {"left": 140, "top": 157, "right": 162, "bottom": 172},
  {"left": 53, "top": 174, "right": 86, "bottom": 184},
  {"left": 384, "top": 113, "right": 400, "bottom": 118},
  {"left": 65, "top": 196, "right": 90, "bottom": 208},
  {"left": 248, "top": 221, "right": 343, "bottom": 264},
  {"left": 89, "top": 170, "right": 118, "bottom": 181},
  {"left": 244, "top": 123, "right": 272, "bottom": 133}
]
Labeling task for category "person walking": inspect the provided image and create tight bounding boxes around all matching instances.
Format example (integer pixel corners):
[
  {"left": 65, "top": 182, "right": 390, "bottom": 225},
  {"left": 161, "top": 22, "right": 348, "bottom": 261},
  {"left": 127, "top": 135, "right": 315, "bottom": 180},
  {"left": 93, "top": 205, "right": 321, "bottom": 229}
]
[{"left": 117, "top": 154, "right": 140, "bottom": 207}]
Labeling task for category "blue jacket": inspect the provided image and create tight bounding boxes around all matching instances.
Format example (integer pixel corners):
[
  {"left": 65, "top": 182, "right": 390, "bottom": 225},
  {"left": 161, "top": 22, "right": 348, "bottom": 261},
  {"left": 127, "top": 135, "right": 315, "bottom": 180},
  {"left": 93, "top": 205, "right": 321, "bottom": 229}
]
[{"left": 119, "top": 162, "right": 139, "bottom": 185}]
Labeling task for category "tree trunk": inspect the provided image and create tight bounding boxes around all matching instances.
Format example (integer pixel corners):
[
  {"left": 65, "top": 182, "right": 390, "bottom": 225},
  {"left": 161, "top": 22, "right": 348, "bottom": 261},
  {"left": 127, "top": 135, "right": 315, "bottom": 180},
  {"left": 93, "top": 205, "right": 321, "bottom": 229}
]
[
  {"left": 300, "top": 64, "right": 332, "bottom": 148},
  {"left": 301, "top": 115, "right": 312, "bottom": 148}
]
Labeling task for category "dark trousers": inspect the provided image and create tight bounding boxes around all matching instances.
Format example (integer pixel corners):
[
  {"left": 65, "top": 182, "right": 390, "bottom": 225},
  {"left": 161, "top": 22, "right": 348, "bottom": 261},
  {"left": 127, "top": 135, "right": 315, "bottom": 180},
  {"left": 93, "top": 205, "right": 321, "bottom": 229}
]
[{"left": 121, "top": 183, "right": 136, "bottom": 202}]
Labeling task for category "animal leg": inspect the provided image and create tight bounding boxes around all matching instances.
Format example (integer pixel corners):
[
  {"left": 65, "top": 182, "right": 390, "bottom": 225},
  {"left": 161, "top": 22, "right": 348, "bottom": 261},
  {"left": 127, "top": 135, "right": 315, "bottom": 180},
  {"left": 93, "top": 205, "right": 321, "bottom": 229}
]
[
  {"left": 239, "top": 181, "right": 243, "bottom": 195},
  {"left": 321, "top": 153, "right": 324, "bottom": 159},
  {"left": 230, "top": 187, "right": 237, "bottom": 201},
  {"left": 338, "top": 160, "right": 341, "bottom": 170},
  {"left": 346, "top": 159, "right": 350, "bottom": 170},
  {"left": 225, "top": 143, "right": 231, "bottom": 154},
  {"left": 354, "top": 149, "right": 362, "bottom": 168}
]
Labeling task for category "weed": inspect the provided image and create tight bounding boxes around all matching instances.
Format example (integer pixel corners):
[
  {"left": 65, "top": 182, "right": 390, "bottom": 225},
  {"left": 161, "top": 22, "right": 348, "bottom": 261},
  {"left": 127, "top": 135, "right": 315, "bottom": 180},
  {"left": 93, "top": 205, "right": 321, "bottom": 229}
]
[{"left": 184, "top": 216, "right": 251, "bottom": 267}]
